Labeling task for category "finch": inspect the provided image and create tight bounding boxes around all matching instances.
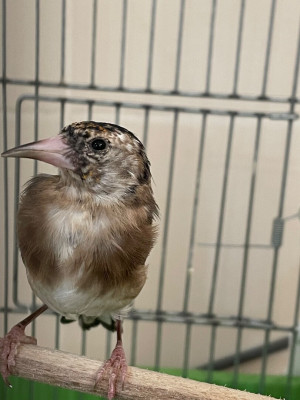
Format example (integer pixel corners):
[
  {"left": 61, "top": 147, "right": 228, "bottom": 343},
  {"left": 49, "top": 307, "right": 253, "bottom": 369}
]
[{"left": 0, "top": 121, "right": 158, "bottom": 399}]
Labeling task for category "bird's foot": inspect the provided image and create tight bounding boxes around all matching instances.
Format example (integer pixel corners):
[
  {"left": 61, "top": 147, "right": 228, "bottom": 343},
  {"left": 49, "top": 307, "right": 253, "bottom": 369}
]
[
  {"left": 0, "top": 324, "right": 37, "bottom": 387},
  {"left": 95, "top": 340, "right": 128, "bottom": 400}
]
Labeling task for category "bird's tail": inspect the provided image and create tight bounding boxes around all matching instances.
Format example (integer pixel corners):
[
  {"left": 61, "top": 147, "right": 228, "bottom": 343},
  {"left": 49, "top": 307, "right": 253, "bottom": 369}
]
[{"left": 60, "top": 314, "right": 116, "bottom": 332}]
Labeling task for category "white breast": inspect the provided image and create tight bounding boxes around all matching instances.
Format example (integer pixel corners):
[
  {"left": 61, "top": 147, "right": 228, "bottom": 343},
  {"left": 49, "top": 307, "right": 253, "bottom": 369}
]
[
  {"left": 27, "top": 271, "right": 131, "bottom": 319},
  {"left": 26, "top": 204, "right": 130, "bottom": 319},
  {"left": 47, "top": 207, "right": 90, "bottom": 263}
]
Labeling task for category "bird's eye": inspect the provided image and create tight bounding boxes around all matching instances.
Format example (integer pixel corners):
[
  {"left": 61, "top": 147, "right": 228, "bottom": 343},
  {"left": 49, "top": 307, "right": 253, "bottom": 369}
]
[{"left": 91, "top": 139, "right": 107, "bottom": 151}]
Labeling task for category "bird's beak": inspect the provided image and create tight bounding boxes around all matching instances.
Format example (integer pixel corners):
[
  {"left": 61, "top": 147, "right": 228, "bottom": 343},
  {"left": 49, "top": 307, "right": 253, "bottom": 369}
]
[{"left": 1, "top": 135, "right": 75, "bottom": 170}]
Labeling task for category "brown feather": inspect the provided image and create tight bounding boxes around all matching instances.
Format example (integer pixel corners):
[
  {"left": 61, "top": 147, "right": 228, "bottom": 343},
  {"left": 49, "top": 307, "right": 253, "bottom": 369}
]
[{"left": 16, "top": 122, "right": 158, "bottom": 320}]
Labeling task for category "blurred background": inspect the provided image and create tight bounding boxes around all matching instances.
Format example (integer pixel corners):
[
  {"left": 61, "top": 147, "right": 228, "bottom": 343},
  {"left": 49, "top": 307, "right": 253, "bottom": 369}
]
[{"left": 1, "top": 0, "right": 300, "bottom": 399}]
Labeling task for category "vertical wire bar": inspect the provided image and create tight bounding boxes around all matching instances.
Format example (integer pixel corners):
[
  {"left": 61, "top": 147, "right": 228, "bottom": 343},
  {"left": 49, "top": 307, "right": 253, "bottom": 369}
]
[
  {"left": 54, "top": 314, "right": 60, "bottom": 400},
  {"left": 207, "top": 325, "right": 217, "bottom": 383},
  {"left": 81, "top": 329, "right": 87, "bottom": 355},
  {"left": 182, "top": 323, "right": 192, "bottom": 378},
  {"left": 88, "top": 102, "right": 93, "bottom": 120},
  {"left": 60, "top": 0, "right": 66, "bottom": 84},
  {"left": 285, "top": 30, "right": 300, "bottom": 399},
  {"left": 2, "top": 0, "right": 9, "bottom": 336},
  {"left": 259, "top": 260, "right": 281, "bottom": 392},
  {"left": 34, "top": 0, "right": 40, "bottom": 148},
  {"left": 205, "top": 0, "right": 217, "bottom": 94},
  {"left": 80, "top": 102, "right": 94, "bottom": 356},
  {"left": 55, "top": 314, "right": 60, "bottom": 349},
  {"left": 13, "top": 99, "right": 27, "bottom": 310},
  {"left": 31, "top": 292, "right": 37, "bottom": 337},
  {"left": 12, "top": 108, "right": 19, "bottom": 303},
  {"left": 119, "top": 0, "right": 128, "bottom": 88},
  {"left": 232, "top": 0, "right": 245, "bottom": 96},
  {"left": 146, "top": 0, "right": 157, "bottom": 91},
  {"left": 154, "top": 321, "right": 162, "bottom": 371},
  {"left": 173, "top": 0, "right": 185, "bottom": 92},
  {"left": 261, "top": 0, "right": 277, "bottom": 98},
  {"left": 130, "top": 107, "right": 150, "bottom": 366},
  {"left": 115, "top": 104, "right": 121, "bottom": 126},
  {"left": 232, "top": 116, "right": 262, "bottom": 387},
  {"left": 90, "top": 0, "right": 98, "bottom": 87},
  {"left": 285, "top": 258, "right": 300, "bottom": 400},
  {"left": 208, "top": 115, "right": 235, "bottom": 316},
  {"left": 182, "top": 114, "right": 208, "bottom": 379},
  {"left": 130, "top": 320, "right": 138, "bottom": 366},
  {"left": 155, "top": 111, "right": 179, "bottom": 370},
  {"left": 105, "top": 104, "right": 121, "bottom": 359},
  {"left": 55, "top": 100, "right": 65, "bottom": 363},
  {"left": 54, "top": 101, "right": 65, "bottom": 400},
  {"left": 60, "top": 100, "right": 65, "bottom": 129},
  {"left": 142, "top": 107, "right": 150, "bottom": 148},
  {"left": 183, "top": 114, "right": 207, "bottom": 313},
  {"left": 12, "top": 8, "right": 46, "bottom": 310},
  {"left": 156, "top": 111, "right": 179, "bottom": 312},
  {"left": 31, "top": 0, "right": 40, "bottom": 339},
  {"left": 237, "top": 118, "right": 262, "bottom": 317},
  {"left": 105, "top": 328, "right": 112, "bottom": 362},
  {"left": 260, "top": 23, "right": 300, "bottom": 394}
]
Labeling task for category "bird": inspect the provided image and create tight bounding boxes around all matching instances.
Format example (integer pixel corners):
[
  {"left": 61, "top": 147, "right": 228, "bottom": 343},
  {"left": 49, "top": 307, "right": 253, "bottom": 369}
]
[{"left": 0, "top": 121, "right": 158, "bottom": 399}]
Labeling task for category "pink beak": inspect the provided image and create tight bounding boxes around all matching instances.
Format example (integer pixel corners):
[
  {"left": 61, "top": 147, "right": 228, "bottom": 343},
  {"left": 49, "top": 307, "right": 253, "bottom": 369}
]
[{"left": 1, "top": 135, "right": 75, "bottom": 170}]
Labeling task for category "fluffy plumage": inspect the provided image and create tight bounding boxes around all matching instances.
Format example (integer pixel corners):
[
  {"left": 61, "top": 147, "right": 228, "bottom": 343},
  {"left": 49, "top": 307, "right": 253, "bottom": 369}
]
[
  {"left": 0, "top": 121, "right": 158, "bottom": 399},
  {"left": 19, "top": 122, "right": 158, "bottom": 323}
]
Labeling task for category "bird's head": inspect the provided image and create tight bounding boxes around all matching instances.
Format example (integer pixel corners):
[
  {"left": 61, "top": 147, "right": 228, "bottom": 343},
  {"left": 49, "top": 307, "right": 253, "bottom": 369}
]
[{"left": 2, "top": 121, "right": 152, "bottom": 201}]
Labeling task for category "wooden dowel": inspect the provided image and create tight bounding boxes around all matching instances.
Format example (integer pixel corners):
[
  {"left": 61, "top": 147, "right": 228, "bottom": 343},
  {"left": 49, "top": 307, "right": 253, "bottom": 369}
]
[{"left": 9, "top": 344, "right": 278, "bottom": 400}]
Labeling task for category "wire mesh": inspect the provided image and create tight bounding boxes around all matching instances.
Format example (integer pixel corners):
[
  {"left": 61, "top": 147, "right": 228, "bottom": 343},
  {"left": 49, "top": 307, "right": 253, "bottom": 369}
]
[{"left": 1, "top": 1, "right": 300, "bottom": 399}]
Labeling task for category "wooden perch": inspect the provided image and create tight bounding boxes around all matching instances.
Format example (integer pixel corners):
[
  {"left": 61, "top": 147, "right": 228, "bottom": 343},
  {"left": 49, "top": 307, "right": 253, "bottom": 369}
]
[{"left": 9, "top": 344, "right": 278, "bottom": 400}]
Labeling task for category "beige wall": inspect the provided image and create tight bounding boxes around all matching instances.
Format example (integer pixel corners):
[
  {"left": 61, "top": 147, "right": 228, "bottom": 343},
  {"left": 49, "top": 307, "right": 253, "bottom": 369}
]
[{"left": 1, "top": 0, "right": 300, "bottom": 374}]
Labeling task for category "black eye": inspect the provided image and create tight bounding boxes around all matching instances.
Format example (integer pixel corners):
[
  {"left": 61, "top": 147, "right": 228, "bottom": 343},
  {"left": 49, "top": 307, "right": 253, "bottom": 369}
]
[{"left": 91, "top": 139, "right": 107, "bottom": 151}]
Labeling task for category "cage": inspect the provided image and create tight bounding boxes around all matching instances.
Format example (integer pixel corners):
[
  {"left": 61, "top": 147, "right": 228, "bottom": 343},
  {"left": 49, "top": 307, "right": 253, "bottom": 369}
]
[{"left": 1, "top": 0, "right": 300, "bottom": 399}]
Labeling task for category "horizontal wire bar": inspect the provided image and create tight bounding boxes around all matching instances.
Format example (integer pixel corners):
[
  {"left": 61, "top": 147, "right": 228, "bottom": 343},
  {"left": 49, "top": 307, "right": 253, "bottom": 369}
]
[
  {"left": 128, "top": 311, "right": 297, "bottom": 332},
  {"left": 196, "top": 242, "right": 272, "bottom": 249},
  {"left": 0, "top": 307, "right": 297, "bottom": 333},
  {"left": 1, "top": 77, "right": 299, "bottom": 104},
  {"left": 15, "top": 94, "right": 299, "bottom": 120}
]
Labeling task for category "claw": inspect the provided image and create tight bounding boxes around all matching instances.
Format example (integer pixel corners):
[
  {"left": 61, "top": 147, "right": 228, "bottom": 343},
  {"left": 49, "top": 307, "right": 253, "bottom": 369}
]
[
  {"left": 0, "top": 325, "right": 37, "bottom": 386},
  {"left": 108, "top": 370, "right": 117, "bottom": 400},
  {"left": 3, "top": 374, "right": 12, "bottom": 389},
  {"left": 95, "top": 341, "right": 128, "bottom": 400}
]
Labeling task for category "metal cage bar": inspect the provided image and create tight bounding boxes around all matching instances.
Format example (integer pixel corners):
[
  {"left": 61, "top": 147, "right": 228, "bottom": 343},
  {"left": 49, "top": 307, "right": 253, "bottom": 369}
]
[{"left": 1, "top": 1, "right": 300, "bottom": 399}]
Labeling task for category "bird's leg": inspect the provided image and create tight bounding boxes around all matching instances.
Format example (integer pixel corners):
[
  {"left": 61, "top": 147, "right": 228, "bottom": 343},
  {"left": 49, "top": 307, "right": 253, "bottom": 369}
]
[
  {"left": 95, "top": 318, "right": 128, "bottom": 400},
  {"left": 0, "top": 304, "right": 48, "bottom": 387}
]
